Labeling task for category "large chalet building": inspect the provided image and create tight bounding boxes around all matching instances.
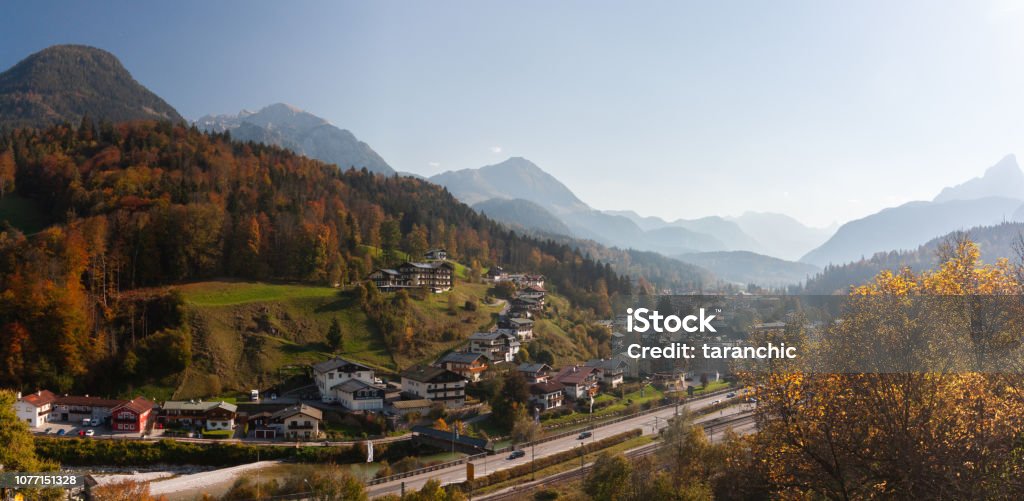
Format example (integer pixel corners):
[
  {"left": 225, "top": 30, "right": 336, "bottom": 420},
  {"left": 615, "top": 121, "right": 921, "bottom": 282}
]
[{"left": 367, "top": 261, "right": 454, "bottom": 293}]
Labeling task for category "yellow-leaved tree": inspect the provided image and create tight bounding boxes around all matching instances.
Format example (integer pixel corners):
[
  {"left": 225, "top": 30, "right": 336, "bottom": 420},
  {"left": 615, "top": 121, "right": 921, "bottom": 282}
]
[{"left": 750, "top": 235, "right": 1024, "bottom": 499}]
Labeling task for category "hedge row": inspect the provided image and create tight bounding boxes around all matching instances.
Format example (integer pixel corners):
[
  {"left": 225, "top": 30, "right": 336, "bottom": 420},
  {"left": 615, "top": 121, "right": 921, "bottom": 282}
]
[
  {"left": 455, "top": 428, "right": 643, "bottom": 491},
  {"left": 35, "top": 437, "right": 423, "bottom": 467}
]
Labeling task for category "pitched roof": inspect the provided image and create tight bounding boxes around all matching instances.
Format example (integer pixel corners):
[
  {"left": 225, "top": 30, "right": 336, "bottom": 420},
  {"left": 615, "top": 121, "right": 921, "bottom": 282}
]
[
  {"left": 400, "top": 261, "right": 453, "bottom": 270},
  {"left": 469, "top": 331, "right": 504, "bottom": 341},
  {"left": 312, "top": 357, "right": 372, "bottom": 375},
  {"left": 437, "top": 351, "right": 485, "bottom": 365},
  {"left": 584, "top": 359, "right": 628, "bottom": 371},
  {"left": 54, "top": 395, "right": 126, "bottom": 408},
  {"left": 331, "top": 378, "right": 380, "bottom": 393},
  {"left": 517, "top": 363, "right": 551, "bottom": 374},
  {"left": 161, "top": 400, "right": 236, "bottom": 413},
  {"left": 113, "top": 396, "right": 155, "bottom": 414},
  {"left": 530, "top": 381, "right": 564, "bottom": 395},
  {"left": 392, "top": 399, "right": 433, "bottom": 410},
  {"left": 553, "top": 366, "right": 596, "bottom": 385},
  {"left": 508, "top": 317, "right": 534, "bottom": 326},
  {"left": 272, "top": 403, "right": 322, "bottom": 421},
  {"left": 20, "top": 390, "right": 57, "bottom": 407},
  {"left": 400, "top": 364, "right": 463, "bottom": 383}
]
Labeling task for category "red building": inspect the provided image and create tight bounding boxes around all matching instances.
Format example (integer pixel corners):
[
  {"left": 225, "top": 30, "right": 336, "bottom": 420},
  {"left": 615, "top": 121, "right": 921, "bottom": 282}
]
[{"left": 111, "top": 397, "right": 154, "bottom": 433}]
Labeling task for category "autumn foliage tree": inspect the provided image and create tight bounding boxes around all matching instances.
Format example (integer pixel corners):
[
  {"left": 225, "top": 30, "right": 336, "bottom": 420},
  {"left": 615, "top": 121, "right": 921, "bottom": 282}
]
[
  {"left": 0, "top": 120, "right": 631, "bottom": 392},
  {"left": 748, "top": 236, "right": 1024, "bottom": 498}
]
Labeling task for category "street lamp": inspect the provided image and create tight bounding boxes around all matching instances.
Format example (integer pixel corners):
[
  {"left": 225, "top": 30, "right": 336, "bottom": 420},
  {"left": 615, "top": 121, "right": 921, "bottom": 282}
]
[
  {"left": 579, "top": 443, "right": 585, "bottom": 477},
  {"left": 531, "top": 444, "right": 536, "bottom": 481}
]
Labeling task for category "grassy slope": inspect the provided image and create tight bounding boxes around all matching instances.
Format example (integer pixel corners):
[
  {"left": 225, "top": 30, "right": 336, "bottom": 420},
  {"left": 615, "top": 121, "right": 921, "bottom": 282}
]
[{"left": 169, "top": 278, "right": 508, "bottom": 399}]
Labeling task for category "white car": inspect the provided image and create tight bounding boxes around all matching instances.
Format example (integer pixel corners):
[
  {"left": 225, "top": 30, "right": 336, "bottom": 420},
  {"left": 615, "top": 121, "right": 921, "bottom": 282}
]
[
  {"left": 712, "top": 400, "right": 721, "bottom": 405},
  {"left": 85, "top": 429, "right": 95, "bottom": 437}
]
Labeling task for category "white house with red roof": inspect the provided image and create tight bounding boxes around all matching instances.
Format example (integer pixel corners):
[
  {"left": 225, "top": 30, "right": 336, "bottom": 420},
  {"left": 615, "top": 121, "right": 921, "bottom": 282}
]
[{"left": 14, "top": 390, "right": 57, "bottom": 428}]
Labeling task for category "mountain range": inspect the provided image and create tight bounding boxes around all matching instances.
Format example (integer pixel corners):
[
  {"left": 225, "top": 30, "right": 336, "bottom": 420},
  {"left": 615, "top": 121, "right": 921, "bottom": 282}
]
[
  {"left": 801, "top": 155, "right": 1024, "bottom": 267},
  {"left": 196, "top": 103, "right": 395, "bottom": 175},
  {"left": 0, "top": 44, "right": 183, "bottom": 129},
  {"left": 804, "top": 221, "right": 1024, "bottom": 293},
  {"left": 428, "top": 157, "right": 832, "bottom": 264},
  {"left": 12, "top": 44, "right": 1024, "bottom": 289}
]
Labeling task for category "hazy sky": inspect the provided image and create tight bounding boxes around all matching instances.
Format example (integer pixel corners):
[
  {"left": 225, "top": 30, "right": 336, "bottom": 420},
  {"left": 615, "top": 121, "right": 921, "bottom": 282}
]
[{"left": 4, "top": 1, "right": 1024, "bottom": 227}]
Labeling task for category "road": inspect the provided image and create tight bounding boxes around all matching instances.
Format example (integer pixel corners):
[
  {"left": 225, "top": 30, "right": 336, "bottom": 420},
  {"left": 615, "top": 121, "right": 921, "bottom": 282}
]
[
  {"left": 366, "top": 393, "right": 753, "bottom": 498},
  {"left": 478, "top": 413, "right": 757, "bottom": 500}
]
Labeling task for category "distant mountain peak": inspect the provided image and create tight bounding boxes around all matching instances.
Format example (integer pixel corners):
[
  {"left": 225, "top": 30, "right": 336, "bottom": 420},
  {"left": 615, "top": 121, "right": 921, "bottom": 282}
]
[
  {"left": 0, "top": 44, "right": 184, "bottom": 129},
  {"left": 934, "top": 154, "right": 1024, "bottom": 203},
  {"left": 429, "top": 157, "right": 589, "bottom": 213},
  {"left": 196, "top": 104, "right": 394, "bottom": 175}
]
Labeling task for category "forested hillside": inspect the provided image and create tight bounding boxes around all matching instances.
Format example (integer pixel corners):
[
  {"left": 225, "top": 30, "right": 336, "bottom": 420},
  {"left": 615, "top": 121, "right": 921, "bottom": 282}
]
[
  {"left": 0, "top": 120, "right": 630, "bottom": 393},
  {"left": 804, "top": 222, "right": 1024, "bottom": 294}
]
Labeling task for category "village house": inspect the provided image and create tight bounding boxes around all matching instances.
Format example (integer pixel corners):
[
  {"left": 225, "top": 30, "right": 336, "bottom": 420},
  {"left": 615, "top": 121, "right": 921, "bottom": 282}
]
[
  {"left": 468, "top": 331, "right": 521, "bottom": 363},
  {"left": 332, "top": 379, "right": 385, "bottom": 411},
  {"left": 509, "top": 274, "right": 545, "bottom": 289},
  {"left": 517, "top": 363, "right": 553, "bottom": 384},
  {"left": 424, "top": 248, "right": 448, "bottom": 261},
  {"left": 14, "top": 390, "right": 57, "bottom": 428},
  {"left": 497, "top": 317, "right": 534, "bottom": 341},
  {"left": 584, "top": 359, "right": 628, "bottom": 389},
  {"left": 435, "top": 351, "right": 489, "bottom": 382},
  {"left": 518, "top": 285, "right": 547, "bottom": 304},
  {"left": 110, "top": 397, "right": 154, "bottom": 433},
  {"left": 529, "top": 381, "right": 565, "bottom": 411},
  {"left": 313, "top": 357, "right": 376, "bottom": 403},
  {"left": 367, "top": 268, "right": 402, "bottom": 290},
  {"left": 274, "top": 404, "right": 323, "bottom": 440},
  {"left": 52, "top": 395, "right": 126, "bottom": 424},
  {"left": 552, "top": 365, "right": 599, "bottom": 400},
  {"left": 159, "top": 400, "right": 238, "bottom": 431},
  {"left": 485, "top": 266, "right": 508, "bottom": 281},
  {"left": 510, "top": 296, "right": 542, "bottom": 314},
  {"left": 400, "top": 365, "right": 466, "bottom": 408}
]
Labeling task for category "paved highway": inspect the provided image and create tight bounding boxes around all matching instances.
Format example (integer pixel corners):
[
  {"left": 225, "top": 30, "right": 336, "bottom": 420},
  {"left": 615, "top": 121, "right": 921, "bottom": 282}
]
[{"left": 367, "top": 393, "right": 754, "bottom": 498}]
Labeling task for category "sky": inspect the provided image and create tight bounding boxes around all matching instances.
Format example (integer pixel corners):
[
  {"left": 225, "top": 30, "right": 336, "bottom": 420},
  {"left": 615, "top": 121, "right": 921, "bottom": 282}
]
[{"left": 4, "top": 1, "right": 1024, "bottom": 227}]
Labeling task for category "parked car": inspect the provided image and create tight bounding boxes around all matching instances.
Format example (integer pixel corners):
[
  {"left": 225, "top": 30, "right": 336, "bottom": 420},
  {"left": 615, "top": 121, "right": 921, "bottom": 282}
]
[
  {"left": 712, "top": 400, "right": 721, "bottom": 405},
  {"left": 726, "top": 392, "right": 736, "bottom": 398},
  {"left": 43, "top": 427, "right": 52, "bottom": 434},
  {"left": 507, "top": 450, "right": 526, "bottom": 460},
  {"left": 85, "top": 429, "right": 95, "bottom": 437},
  {"left": 56, "top": 429, "right": 66, "bottom": 436},
  {"left": 577, "top": 431, "right": 593, "bottom": 440}
]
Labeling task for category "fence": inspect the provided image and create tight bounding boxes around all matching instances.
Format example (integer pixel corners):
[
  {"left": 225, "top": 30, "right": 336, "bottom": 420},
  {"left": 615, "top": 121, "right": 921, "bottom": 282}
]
[{"left": 365, "top": 451, "right": 487, "bottom": 486}]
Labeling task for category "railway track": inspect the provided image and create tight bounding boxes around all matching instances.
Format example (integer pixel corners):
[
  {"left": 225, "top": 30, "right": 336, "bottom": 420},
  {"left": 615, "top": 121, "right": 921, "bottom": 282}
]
[{"left": 476, "top": 413, "right": 756, "bottom": 500}]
